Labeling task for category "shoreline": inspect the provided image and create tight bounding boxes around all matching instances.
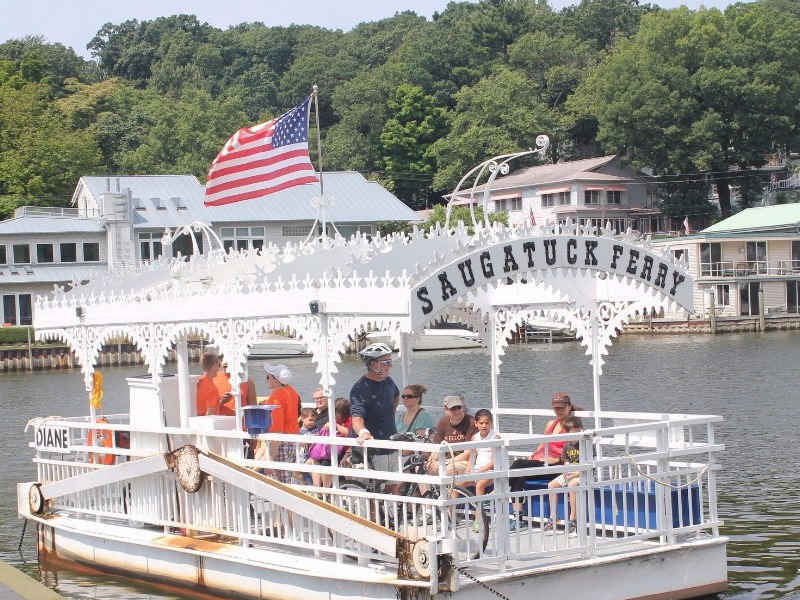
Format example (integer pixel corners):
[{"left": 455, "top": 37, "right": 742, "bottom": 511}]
[{"left": 2, "top": 314, "right": 797, "bottom": 373}]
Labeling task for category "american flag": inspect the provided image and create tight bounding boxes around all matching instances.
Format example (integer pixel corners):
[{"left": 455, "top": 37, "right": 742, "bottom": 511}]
[
  {"left": 529, "top": 206, "right": 536, "bottom": 226},
  {"left": 204, "top": 97, "right": 318, "bottom": 206}
]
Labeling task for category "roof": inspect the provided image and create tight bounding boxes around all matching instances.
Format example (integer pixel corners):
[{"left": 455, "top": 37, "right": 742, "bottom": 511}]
[
  {"left": 203, "top": 172, "right": 420, "bottom": 223},
  {"left": 77, "top": 172, "right": 420, "bottom": 226},
  {"left": 0, "top": 264, "right": 104, "bottom": 284},
  {"left": 702, "top": 203, "right": 800, "bottom": 234},
  {"left": 490, "top": 155, "right": 622, "bottom": 189},
  {"left": 0, "top": 215, "right": 105, "bottom": 235}
]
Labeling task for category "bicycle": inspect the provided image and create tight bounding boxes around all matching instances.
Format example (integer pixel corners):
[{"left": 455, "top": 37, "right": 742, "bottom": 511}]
[{"left": 338, "top": 428, "right": 488, "bottom": 560}]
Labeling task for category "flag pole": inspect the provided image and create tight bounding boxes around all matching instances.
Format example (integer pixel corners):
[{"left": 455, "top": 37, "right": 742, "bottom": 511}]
[{"left": 312, "top": 85, "right": 327, "bottom": 243}]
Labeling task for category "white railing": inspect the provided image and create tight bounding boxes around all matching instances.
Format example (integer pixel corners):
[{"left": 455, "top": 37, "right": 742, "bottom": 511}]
[
  {"left": 701, "top": 259, "right": 800, "bottom": 277},
  {"left": 29, "top": 410, "right": 723, "bottom": 572}
]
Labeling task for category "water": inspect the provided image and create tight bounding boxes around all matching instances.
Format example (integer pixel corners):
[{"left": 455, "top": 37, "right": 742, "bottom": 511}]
[{"left": 2, "top": 332, "right": 799, "bottom": 599}]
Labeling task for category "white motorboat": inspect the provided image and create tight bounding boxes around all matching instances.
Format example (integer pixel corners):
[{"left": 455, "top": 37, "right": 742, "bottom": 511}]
[
  {"left": 248, "top": 333, "right": 309, "bottom": 358},
  {"left": 365, "top": 322, "right": 483, "bottom": 351}
]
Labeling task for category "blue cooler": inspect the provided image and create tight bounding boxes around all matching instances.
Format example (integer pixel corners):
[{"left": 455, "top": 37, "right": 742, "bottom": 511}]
[{"left": 243, "top": 405, "right": 277, "bottom": 435}]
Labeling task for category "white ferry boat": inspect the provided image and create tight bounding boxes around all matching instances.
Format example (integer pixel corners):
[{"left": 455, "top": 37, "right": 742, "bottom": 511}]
[
  {"left": 365, "top": 321, "right": 483, "bottom": 351},
  {"left": 18, "top": 152, "right": 726, "bottom": 600}
]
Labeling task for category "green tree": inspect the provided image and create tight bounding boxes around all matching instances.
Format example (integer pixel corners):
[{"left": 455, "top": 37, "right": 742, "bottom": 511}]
[
  {"left": 429, "top": 67, "right": 555, "bottom": 193},
  {"left": 571, "top": 5, "right": 800, "bottom": 217},
  {"left": 380, "top": 84, "right": 446, "bottom": 208},
  {"left": 378, "top": 202, "right": 507, "bottom": 237}
]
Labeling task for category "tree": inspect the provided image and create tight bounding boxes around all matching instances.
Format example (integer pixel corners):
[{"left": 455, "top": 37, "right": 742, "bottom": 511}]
[
  {"left": 429, "top": 67, "right": 555, "bottom": 193},
  {"left": 378, "top": 202, "right": 507, "bottom": 237},
  {"left": 380, "top": 84, "right": 446, "bottom": 208},
  {"left": 571, "top": 5, "right": 800, "bottom": 217}
]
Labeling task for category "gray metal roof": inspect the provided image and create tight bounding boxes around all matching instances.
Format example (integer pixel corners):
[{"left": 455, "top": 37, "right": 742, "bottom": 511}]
[
  {"left": 0, "top": 264, "right": 104, "bottom": 284},
  {"left": 78, "top": 172, "right": 419, "bottom": 226},
  {"left": 203, "top": 171, "right": 420, "bottom": 223},
  {"left": 0, "top": 215, "right": 105, "bottom": 235},
  {"left": 78, "top": 175, "right": 209, "bottom": 229}
]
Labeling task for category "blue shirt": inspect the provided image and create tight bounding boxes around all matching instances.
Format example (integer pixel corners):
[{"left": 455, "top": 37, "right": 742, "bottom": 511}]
[{"left": 349, "top": 375, "right": 399, "bottom": 441}]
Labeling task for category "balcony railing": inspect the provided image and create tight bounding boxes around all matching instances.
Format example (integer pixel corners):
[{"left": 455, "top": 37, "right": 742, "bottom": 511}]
[{"left": 700, "top": 259, "right": 800, "bottom": 277}]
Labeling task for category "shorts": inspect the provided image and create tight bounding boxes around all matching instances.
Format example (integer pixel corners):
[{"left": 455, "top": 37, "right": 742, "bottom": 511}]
[
  {"left": 366, "top": 450, "right": 399, "bottom": 482},
  {"left": 553, "top": 473, "right": 579, "bottom": 487},
  {"left": 426, "top": 456, "right": 469, "bottom": 476}
]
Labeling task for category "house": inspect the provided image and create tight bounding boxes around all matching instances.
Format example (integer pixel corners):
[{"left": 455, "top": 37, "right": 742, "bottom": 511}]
[
  {"left": 455, "top": 155, "right": 667, "bottom": 234},
  {"left": 0, "top": 172, "right": 420, "bottom": 326},
  {"left": 652, "top": 204, "right": 800, "bottom": 317}
]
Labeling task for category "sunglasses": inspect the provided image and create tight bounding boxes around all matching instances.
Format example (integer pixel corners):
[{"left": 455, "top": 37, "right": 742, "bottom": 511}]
[
  {"left": 401, "top": 394, "right": 418, "bottom": 399},
  {"left": 447, "top": 405, "right": 464, "bottom": 411},
  {"left": 313, "top": 396, "right": 326, "bottom": 401},
  {"left": 377, "top": 359, "right": 393, "bottom": 366}
]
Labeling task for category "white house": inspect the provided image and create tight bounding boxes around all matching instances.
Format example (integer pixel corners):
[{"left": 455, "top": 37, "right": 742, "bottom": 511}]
[
  {"left": 0, "top": 172, "right": 420, "bottom": 326},
  {"left": 455, "top": 155, "right": 668, "bottom": 234},
  {"left": 652, "top": 203, "right": 800, "bottom": 317}
]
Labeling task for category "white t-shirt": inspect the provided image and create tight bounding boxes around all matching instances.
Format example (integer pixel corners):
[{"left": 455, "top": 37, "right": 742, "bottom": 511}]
[{"left": 472, "top": 428, "right": 498, "bottom": 471}]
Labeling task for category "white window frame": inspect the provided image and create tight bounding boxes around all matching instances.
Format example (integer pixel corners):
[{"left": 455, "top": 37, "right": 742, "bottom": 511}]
[
  {"left": 606, "top": 190, "right": 624, "bottom": 204},
  {"left": 138, "top": 232, "right": 164, "bottom": 262},
  {"left": 281, "top": 225, "right": 309, "bottom": 237},
  {"left": 221, "top": 226, "right": 266, "bottom": 251},
  {"left": 584, "top": 190, "right": 602, "bottom": 204}
]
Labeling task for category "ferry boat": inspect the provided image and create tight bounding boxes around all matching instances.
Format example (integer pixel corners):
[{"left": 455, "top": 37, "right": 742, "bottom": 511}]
[
  {"left": 18, "top": 151, "right": 727, "bottom": 600},
  {"left": 248, "top": 332, "right": 310, "bottom": 358}
]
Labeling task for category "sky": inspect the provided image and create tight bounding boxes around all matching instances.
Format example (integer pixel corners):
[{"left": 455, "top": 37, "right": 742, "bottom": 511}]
[{"left": 1, "top": 0, "right": 736, "bottom": 60}]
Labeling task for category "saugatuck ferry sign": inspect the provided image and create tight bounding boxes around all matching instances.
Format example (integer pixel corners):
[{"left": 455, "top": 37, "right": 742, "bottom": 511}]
[{"left": 410, "top": 233, "right": 691, "bottom": 324}]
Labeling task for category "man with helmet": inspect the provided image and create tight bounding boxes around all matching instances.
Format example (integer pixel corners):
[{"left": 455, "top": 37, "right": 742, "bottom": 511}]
[{"left": 350, "top": 342, "right": 401, "bottom": 492}]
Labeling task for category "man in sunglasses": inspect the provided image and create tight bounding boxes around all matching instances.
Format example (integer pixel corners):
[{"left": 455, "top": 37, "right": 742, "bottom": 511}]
[
  {"left": 426, "top": 393, "right": 477, "bottom": 476},
  {"left": 350, "top": 343, "right": 401, "bottom": 492}
]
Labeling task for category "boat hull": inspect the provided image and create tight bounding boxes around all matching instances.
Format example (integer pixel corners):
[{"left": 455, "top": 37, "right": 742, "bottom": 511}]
[
  {"left": 35, "top": 516, "right": 726, "bottom": 600},
  {"left": 366, "top": 329, "right": 483, "bottom": 351}
]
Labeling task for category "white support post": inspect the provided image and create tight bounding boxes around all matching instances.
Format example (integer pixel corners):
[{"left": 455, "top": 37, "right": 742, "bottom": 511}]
[{"left": 176, "top": 337, "right": 191, "bottom": 428}]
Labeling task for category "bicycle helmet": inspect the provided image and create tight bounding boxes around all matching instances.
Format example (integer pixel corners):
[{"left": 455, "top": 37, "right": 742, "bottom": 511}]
[{"left": 359, "top": 342, "right": 393, "bottom": 363}]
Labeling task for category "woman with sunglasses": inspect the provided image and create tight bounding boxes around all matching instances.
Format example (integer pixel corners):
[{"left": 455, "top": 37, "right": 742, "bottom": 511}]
[{"left": 395, "top": 384, "right": 434, "bottom": 437}]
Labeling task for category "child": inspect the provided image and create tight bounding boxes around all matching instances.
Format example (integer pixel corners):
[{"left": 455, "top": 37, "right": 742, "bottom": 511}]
[
  {"left": 293, "top": 407, "right": 317, "bottom": 485},
  {"left": 545, "top": 415, "right": 585, "bottom": 534},
  {"left": 465, "top": 409, "right": 500, "bottom": 498},
  {"left": 310, "top": 398, "right": 351, "bottom": 487}
]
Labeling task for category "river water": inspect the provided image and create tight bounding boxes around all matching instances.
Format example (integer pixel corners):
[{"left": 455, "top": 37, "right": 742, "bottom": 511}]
[{"left": 1, "top": 332, "right": 798, "bottom": 599}]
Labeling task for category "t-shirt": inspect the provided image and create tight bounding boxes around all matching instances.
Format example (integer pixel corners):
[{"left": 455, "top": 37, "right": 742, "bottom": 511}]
[
  {"left": 266, "top": 385, "right": 301, "bottom": 435},
  {"left": 395, "top": 408, "right": 434, "bottom": 435},
  {"left": 432, "top": 414, "right": 478, "bottom": 445},
  {"left": 561, "top": 440, "right": 580, "bottom": 464},
  {"left": 349, "top": 375, "right": 400, "bottom": 441},
  {"left": 314, "top": 408, "right": 330, "bottom": 431},
  {"left": 196, "top": 375, "right": 219, "bottom": 416}
]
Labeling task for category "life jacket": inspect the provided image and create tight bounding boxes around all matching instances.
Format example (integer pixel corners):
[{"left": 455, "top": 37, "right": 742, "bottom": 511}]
[{"left": 89, "top": 417, "right": 115, "bottom": 465}]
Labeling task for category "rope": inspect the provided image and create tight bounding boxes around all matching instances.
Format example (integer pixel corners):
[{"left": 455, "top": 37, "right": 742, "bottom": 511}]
[
  {"left": 456, "top": 566, "right": 512, "bottom": 600},
  {"left": 18, "top": 519, "right": 28, "bottom": 553},
  {"left": 626, "top": 453, "right": 710, "bottom": 489},
  {"left": 439, "top": 440, "right": 458, "bottom": 494}
]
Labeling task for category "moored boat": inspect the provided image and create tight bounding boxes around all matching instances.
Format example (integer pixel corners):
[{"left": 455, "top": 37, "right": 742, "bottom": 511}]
[{"left": 365, "top": 322, "right": 483, "bottom": 351}]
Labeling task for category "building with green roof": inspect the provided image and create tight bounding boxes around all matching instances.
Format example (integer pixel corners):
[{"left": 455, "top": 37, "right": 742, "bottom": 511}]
[{"left": 653, "top": 204, "right": 800, "bottom": 318}]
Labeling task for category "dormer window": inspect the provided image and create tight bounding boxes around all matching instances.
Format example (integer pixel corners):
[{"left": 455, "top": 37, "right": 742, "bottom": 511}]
[
  {"left": 151, "top": 197, "right": 166, "bottom": 210},
  {"left": 171, "top": 197, "right": 186, "bottom": 210}
]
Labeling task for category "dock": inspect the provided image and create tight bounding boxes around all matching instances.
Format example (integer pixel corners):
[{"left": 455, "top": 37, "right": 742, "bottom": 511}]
[{"left": 0, "top": 560, "right": 63, "bottom": 600}]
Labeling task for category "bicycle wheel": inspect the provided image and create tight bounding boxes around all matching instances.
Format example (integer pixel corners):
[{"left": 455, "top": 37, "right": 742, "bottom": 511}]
[
  {"left": 338, "top": 480, "right": 372, "bottom": 520},
  {"left": 448, "top": 486, "right": 489, "bottom": 560}
]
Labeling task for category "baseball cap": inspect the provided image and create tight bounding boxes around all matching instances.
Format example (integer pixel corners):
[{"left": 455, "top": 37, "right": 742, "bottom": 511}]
[
  {"left": 263, "top": 363, "right": 292, "bottom": 384},
  {"left": 443, "top": 394, "right": 464, "bottom": 409}
]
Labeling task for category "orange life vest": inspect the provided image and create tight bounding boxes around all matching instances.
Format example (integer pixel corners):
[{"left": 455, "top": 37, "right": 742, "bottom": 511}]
[{"left": 89, "top": 417, "right": 115, "bottom": 465}]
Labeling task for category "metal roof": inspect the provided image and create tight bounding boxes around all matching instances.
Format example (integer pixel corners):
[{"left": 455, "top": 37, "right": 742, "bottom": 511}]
[
  {"left": 77, "top": 172, "right": 420, "bottom": 227},
  {"left": 702, "top": 203, "right": 800, "bottom": 234},
  {"left": 203, "top": 172, "right": 420, "bottom": 223},
  {"left": 0, "top": 216, "right": 105, "bottom": 235},
  {"left": 0, "top": 264, "right": 104, "bottom": 284}
]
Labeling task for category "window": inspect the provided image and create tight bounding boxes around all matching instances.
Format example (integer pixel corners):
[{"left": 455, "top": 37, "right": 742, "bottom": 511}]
[
  {"left": 139, "top": 232, "right": 163, "bottom": 262},
  {"left": 700, "top": 242, "right": 722, "bottom": 276},
  {"left": 542, "top": 192, "right": 569, "bottom": 207},
  {"left": 0, "top": 245, "right": 5, "bottom": 264},
  {"left": 672, "top": 249, "right": 685, "bottom": 261},
  {"left": 60, "top": 243, "right": 77, "bottom": 263},
  {"left": 739, "top": 282, "right": 761, "bottom": 316},
  {"left": 788, "top": 281, "right": 800, "bottom": 313},
  {"left": 584, "top": 190, "right": 602, "bottom": 204},
  {"left": 609, "top": 218, "right": 626, "bottom": 234},
  {"left": 335, "top": 224, "right": 373, "bottom": 239},
  {"left": 282, "top": 225, "right": 309, "bottom": 237},
  {"left": 37, "top": 243, "right": 54, "bottom": 263},
  {"left": 83, "top": 242, "right": 100, "bottom": 262},
  {"left": 495, "top": 197, "right": 522, "bottom": 212},
  {"left": 221, "top": 226, "right": 266, "bottom": 251},
  {"left": 2, "top": 293, "right": 31, "bottom": 325},
  {"left": 745, "top": 241, "right": 767, "bottom": 274},
  {"left": 606, "top": 190, "right": 624, "bottom": 204},
  {"left": 714, "top": 284, "right": 730, "bottom": 306},
  {"left": 171, "top": 231, "right": 202, "bottom": 258},
  {"left": 12, "top": 244, "right": 30, "bottom": 264}
]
